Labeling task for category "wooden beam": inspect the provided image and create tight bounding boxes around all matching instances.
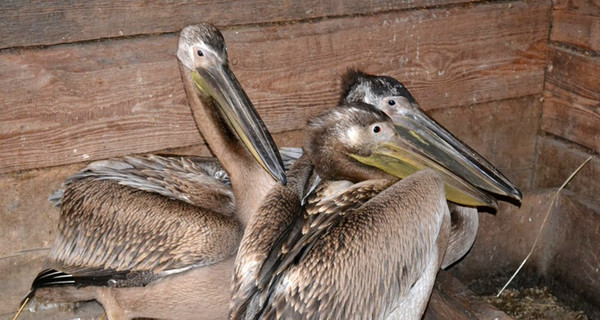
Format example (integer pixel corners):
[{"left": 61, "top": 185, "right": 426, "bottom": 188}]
[
  {"left": 0, "top": 1, "right": 549, "bottom": 173},
  {"left": 430, "top": 95, "right": 541, "bottom": 190},
  {"left": 0, "top": 0, "right": 481, "bottom": 49},
  {"left": 551, "top": 0, "right": 600, "bottom": 52},
  {"left": 533, "top": 135, "right": 600, "bottom": 205},
  {"left": 542, "top": 46, "right": 600, "bottom": 152}
]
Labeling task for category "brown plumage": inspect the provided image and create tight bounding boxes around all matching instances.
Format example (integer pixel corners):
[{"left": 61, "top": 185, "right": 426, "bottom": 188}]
[
  {"left": 52, "top": 177, "right": 239, "bottom": 278},
  {"left": 231, "top": 100, "right": 520, "bottom": 320},
  {"left": 18, "top": 23, "right": 286, "bottom": 320},
  {"left": 231, "top": 104, "right": 450, "bottom": 320},
  {"left": 339, "top": 69, "right": 522, "bottom": 268}
]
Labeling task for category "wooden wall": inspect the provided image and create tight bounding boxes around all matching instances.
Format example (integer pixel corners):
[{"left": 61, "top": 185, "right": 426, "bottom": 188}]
[
  {"left": 0, "top": 0, "right": 551, "bottom": 317},
  {"left": 446, "top": 2, "right": 600, "bottom": 319},
  {"left": 536, "top": 0, "right": 600, "bottom": 196},
  {"left": 526, "top": 0, "right": 600, "bottom": 315}
]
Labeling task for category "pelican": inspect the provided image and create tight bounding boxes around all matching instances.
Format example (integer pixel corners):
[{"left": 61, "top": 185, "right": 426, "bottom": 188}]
[
  {"left": 339, "top": 69, "right": 522, "bottom": 267},
  {"left": 16, "top": 23, "right": 286, "bottom": 320},
  {"left": 231, "top": 100, "right": 521, "bottom": 318}
]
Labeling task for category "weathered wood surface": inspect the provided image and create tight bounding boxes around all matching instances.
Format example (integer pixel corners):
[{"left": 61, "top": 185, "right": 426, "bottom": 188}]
[
  {"left": 0, "top": 1, "right": 550, "bottom": 174},
  {"left": 424, "top": 271, "right": 513, "bottom": 320},
  {"left": 0, "top": 0, "right": 486, "bottom": 50},
  {"left": 542, "top": 47, "right": 600, "bottom": 153},
  {"left": 430, "top": 95, "right": 541, "bottom": 190},
  {"left": 551, "top": 0, "right": 600, "bottom": 52},
  {"left": 533, "top": 136, "right": 600, "bottom": 206},
  {"left": 450, "top": 190, "right": 556, "bottom": 284},
  {"left": 451, "top": 187, "right": 600, "bottom": 314},
  {"left": 544, "top": 191, "right": 600, "bottom": 320}
]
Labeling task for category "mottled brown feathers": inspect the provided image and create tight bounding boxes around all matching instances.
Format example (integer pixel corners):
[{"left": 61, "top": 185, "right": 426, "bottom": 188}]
[
  {"left": 232, "top": 169, "right": 449, "bottom": 320},
  {"left": 51, "top": 154, "right": 234, "bottom": 215},
  {"left": 304, "top": 102, "right": 392, "bottom": 182},
  {"left": 50, "top": 178, "right": 242, "bottom": 277}
]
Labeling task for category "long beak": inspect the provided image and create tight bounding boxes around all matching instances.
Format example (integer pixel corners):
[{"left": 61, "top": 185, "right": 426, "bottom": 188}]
[
  {"left": 390, "top": 105, "right": 522, "bottom": 203},
  {"left": 190, "top": 63, "right": 287, "bottom": 185},
  {"left": 352, "top": 107, "right": 523, "bottom": 208}
]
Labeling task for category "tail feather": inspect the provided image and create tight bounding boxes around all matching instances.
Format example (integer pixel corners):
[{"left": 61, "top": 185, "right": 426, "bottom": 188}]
[{"left": 22, "top": 268, "right": 139, "bottom": 304}]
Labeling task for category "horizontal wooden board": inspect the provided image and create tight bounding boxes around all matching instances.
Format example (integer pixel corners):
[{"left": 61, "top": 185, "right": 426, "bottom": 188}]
[
  {"left": 533, "top": 135, "right": 600, "bottom": 206},
  {"left": 430, "top": 95, "right": 541, "bottom": 190},
  {"left": 551, "top": 0, "right": 600, "bottom": 52},
  {"left": 0, "top": 35, "right": 202, "bottom": 173},
  {"left": 450, "top": 189, "right": 556, "bottom": 284},
  {"left": 542, "top": 47, "right": 600, "bottom": 152},
  {"left": 0, "top": 0, "right": 481, "bottom": 49},
  {"left": 0, "top": 1, "right": 549, "bottom": 173}
]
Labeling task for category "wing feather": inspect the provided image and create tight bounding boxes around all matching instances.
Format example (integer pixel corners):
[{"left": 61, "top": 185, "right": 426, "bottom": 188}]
[
  {"left": 233, "top": 170, "right": 449, "bottom": 319},
  {"left": 46, "top": 178, "right": 242, "bottom": 288}
]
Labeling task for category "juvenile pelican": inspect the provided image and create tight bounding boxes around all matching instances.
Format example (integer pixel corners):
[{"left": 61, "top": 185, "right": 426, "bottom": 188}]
[
  {"left": 231, "top": 101, "right": 521, "bottom": 320},
  {"left": 339, "top": 69, "right": 522, "bottom": 267},
  {"left": 17, "top": 23, "right": 286, "bottom": 320}
]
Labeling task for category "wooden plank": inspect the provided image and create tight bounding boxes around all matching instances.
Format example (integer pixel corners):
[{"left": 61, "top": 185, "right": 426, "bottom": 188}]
[
  {"left": 551, "top": 0, "right": 600, "bottom": 52},
  {"left": 230, "top": 0, "right": 549, "bottom": 123},
  {"left": 545, "top": 193, "right": 600, "bottom": 320},
  {"left": 533, "top": 135, "right": 600, "bottom": 206},
  {"left": 542, "top": 47, "right": 600, "bottom": 152},
  {"left": 429, "top": 95, "right": 541, "bottom": 190},
  {"left": 0, "top": 1, "right": 549, "bottom": 173},
  {"left": 0, "top": 0, "right": 482, "bottom": 49},
  {"left": 450, "top": 190, "right": 556, "bottom": 284},
  {"left": 0, "top": 35, "right": 202, "bottom": 173}
]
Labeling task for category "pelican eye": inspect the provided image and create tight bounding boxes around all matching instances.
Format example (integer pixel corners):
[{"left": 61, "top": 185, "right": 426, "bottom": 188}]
[
  {"left": 388, "top": 99, "right": 396, "bottom": 106},
  {"left": 373, "top": 126, "right": 381, "bottom": 133},
  {"left": 197, "top": 49, "right": 204, "bottom": 57}
]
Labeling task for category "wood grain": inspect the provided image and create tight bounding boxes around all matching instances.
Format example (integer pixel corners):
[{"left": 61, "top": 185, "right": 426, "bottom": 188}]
[
  {"left": 0, "top": 1, "right": 549, "bottom": 173},
  {"left": 551, "top": 0, "right": 600, "bottom": 52},
  {"left": 542, "top": 47, "right": 600, "bottom": 152},
  {"left": 545, "top": 192, "right": 600, "bottom": 320},
  {"left": 451, "top": 189, "right": 600, "bottom": 319},
  {"left": 0, "top": 35, "right": 201, "bottom": 173},
  {"left": 430, "top": 95, "right": 541, "bottom": 190},
  {"left": 0, "top": 0, "right": 479, "bottom": 50},
  {"left": 533, "top": 135, "right": 600, "bottom": 206}
]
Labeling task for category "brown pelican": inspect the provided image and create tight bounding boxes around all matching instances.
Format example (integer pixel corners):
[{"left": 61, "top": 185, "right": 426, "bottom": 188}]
[
  {"left": 16, "top": 23, "right": 286, "bottom": 320},
  {"left": 231, "top": 100, "right": 521, "bottom": 318}
]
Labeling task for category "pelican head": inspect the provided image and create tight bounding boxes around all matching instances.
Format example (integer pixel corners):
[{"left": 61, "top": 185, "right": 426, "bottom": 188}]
[
  {"left": 305, "top": 102, "right": 516, "bottom": 208},
  {"left": 177, "top": 24, "right": 286, "bottom": 185},
  {"left": 340, "top": 70, "right": 522, "bottom": 205}
]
